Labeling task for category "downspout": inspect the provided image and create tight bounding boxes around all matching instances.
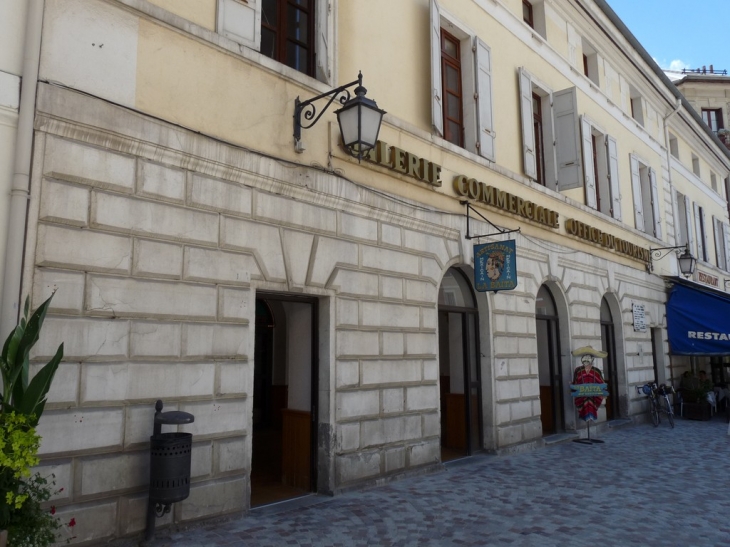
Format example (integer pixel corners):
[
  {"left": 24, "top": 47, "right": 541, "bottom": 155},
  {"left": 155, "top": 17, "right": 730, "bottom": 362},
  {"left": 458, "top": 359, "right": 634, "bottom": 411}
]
[{"left": 1, "top": 0, "right": 44, "bottom": 338}]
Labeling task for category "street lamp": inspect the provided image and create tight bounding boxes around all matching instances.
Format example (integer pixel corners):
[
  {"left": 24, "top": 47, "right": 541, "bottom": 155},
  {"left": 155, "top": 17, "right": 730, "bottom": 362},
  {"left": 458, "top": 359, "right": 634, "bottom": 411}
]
[
  {"left": 649, "top": 243, "right": 696, "bottom": 278},
  {"left": 293, "top": 72, "right": 385, "bottom": 162}
]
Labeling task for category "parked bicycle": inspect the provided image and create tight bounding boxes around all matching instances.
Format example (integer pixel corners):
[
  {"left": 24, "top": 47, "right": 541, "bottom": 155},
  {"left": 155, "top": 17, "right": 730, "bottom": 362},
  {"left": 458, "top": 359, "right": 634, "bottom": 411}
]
[{"left": 636, "top": 382, "right": 675, "bottom": 428}]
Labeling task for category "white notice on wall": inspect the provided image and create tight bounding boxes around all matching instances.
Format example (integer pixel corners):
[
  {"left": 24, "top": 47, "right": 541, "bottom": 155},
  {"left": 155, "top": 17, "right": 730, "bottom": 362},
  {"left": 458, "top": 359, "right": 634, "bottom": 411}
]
[{"left": 633, "top": 303, "right": 646, "bottom": 332}]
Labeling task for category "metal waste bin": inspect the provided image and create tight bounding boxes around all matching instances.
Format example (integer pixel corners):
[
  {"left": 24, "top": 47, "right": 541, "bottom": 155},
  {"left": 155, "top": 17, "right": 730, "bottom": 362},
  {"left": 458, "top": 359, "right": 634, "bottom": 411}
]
[{"left": 145, "top": 400, "right": 194, "bottom": 541}]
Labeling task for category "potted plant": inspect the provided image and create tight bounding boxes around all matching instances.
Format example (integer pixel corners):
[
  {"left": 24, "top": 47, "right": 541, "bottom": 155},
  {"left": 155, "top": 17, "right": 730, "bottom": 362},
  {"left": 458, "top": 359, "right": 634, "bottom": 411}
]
[
  {"left": 0, "top": 294, "right": 72, "bottom": 546},
  {"left": 681, "top": 386, "right": 712, "bottom": 421}
]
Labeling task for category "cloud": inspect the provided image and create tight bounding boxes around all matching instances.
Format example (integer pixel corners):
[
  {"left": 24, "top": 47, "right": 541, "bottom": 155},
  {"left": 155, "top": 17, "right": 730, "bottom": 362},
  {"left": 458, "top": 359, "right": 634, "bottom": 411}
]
[{"left": 668, "top": 59, "right": 691, "bottom": 71}]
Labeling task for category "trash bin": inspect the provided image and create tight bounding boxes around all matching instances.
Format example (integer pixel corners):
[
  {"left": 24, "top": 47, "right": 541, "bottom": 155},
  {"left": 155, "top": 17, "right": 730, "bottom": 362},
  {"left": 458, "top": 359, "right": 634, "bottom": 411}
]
[{"left": 145, "top": 400, "right": 194, "bottom": 541}]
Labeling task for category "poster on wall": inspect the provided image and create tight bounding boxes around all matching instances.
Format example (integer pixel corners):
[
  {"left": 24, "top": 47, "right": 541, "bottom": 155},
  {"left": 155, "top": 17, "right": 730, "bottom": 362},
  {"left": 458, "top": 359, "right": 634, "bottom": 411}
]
[{"left": 474, "top": 240, "right": 517, "bottom": 292}]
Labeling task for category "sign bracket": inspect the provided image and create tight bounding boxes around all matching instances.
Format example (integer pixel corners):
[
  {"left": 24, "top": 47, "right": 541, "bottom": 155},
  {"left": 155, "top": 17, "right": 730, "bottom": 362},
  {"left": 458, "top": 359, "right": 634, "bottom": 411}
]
[{"left": 461, "top": 201, "right": 520, "bottom": 240}]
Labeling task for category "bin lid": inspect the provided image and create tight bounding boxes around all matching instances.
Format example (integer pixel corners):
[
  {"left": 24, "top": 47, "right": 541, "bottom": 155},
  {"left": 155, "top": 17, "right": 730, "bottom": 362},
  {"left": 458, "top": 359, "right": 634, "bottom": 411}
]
[{"left": 154, "top": 411, "right": 194, "bottom": 425}]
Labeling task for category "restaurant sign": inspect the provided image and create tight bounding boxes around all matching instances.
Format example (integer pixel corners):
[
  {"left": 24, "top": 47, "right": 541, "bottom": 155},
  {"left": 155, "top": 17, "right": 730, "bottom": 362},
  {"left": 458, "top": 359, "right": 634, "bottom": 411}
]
[{"left": 474, "top": 240, "right": 517, "bottom": 292}]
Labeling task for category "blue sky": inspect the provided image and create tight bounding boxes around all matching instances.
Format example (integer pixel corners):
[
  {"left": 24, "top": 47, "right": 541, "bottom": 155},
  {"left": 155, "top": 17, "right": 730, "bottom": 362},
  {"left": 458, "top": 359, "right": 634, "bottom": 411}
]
[{"left": 607, "top": 0, "right": 730, "bottom": 75}]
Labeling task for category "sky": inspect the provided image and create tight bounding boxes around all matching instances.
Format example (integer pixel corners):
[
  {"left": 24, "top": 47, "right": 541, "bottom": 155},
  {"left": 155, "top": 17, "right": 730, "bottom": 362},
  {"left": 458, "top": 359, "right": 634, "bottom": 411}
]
[{"left": 607, "top": 0, "right": 730, "bottom": 76}]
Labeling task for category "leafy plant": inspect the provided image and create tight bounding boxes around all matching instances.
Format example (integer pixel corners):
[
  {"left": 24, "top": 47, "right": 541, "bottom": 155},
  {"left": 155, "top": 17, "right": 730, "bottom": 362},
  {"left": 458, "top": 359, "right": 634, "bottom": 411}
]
[
  {"left": 5, "top": 473, "right": 75, "bottom": 547},
  {"left": 0, "top": 294, "right": 64, "bottom": 425}
]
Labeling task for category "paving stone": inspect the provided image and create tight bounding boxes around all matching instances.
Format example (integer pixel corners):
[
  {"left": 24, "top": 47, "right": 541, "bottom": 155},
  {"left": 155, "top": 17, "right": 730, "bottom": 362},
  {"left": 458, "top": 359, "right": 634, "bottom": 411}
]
[{"left": 150, "top": 419, "right": 730, "bottom": 546}]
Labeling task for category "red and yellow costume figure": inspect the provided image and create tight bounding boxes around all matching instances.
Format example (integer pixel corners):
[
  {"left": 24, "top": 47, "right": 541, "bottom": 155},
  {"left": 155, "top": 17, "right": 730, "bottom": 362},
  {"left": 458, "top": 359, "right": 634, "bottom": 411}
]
[{"left": 571, "top": 347, "right": 608, "bottom": 422}]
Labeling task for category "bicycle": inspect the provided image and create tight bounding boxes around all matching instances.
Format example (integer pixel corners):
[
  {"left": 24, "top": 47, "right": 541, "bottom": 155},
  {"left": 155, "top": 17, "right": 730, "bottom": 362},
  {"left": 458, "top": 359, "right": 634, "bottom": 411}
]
[{"left": 636, "top": 383, "right": 675, "bottom": 428}]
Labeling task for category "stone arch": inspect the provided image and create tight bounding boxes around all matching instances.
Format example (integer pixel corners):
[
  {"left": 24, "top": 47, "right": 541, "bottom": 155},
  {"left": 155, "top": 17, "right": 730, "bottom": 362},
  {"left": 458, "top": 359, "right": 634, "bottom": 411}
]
[{"left": 601, "top": 291, "right": 628, "bottom": 418}]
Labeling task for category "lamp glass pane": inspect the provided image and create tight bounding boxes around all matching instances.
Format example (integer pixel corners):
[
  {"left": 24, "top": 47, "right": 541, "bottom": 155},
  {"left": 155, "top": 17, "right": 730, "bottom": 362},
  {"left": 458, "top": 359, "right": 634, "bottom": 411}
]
[
  {"left": 338, "top": 105, "right": 360, "bottom": 146},
  {"left": 359, "top": 106, "right": 383, "bottom": 147}
]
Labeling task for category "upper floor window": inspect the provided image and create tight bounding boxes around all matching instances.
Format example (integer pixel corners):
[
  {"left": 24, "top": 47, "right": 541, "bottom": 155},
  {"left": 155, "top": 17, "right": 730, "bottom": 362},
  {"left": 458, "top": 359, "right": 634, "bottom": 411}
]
[
  {"left": 692, "top": 153, "right": 701, "bottom": 177},
  {"left": 580, "top": 118, "right": 621, "bottom": 219},
  {"left": 630, "top": 155, "right": 661, "bottom": 238},
  {"left": 217, "top": 0, "right": 331, "bottom": 83},
  {"left": 581, "top": 39, "right": 599, "bottom": 86},
  {"left": 261, "top": 0, "right": 315, "bottom": 76},
  {"left": 629, "top": 84, "right": 644, "bottom": 126},
  {"left": 669, "top": 133, "right": 679, "bottom": 159},
  {"left": 711, "top": 172, "right": 718, "bottom": 192},
  {"left": 430, "top": 0, "right": 495, "bottom": 160},
  {"left": 441, "top": 30, "right": 464, "bottom": 148},
  {"left": 694, "top": 203, "right": 708, "bottom": 262},
  {"left": 702, "top": 108, "right": 724, "bottom": 133},
  {"left": 675, "top": 191, "right": 691, "bottom": 249},
  {"left": 523, "top": 0, "right": 534, "bottom": 28}
]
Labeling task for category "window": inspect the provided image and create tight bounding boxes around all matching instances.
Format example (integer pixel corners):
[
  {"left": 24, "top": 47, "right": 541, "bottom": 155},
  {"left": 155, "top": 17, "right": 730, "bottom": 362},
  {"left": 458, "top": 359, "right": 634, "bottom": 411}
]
[
  {"left": 630, "top": 155, "right": 661, "bottom": 237},
  {"left": 713, "top": 217, "right": 729, "bottom": 270},
  {"left": 522, "top": 0, "right": 546, "bottom": 38},
  {"left": 669, "top": 133, "right": 679, "bottom": 159},
  {"left": 519, "top": 69, "right": 570, "bottom": 190},
  {"left": 217, "top": 0, "right": 331, "bottom": 83},
  {"left": 581, "top": 39, "right": 599, "bottom": 86},
  {"left": 692, "top": 153, "right": 701, "bottom": 177},
  {"left": 629, "top": 84, "right": 644, "bottom": 126},
  {"left": 523, "top": 0, "right": 533, "bottom": 27},
  {"left": 694, "top": 203, "right": 708, "bottom": 262},
  {"left": 711, "top": 172, "right": 718, "bottom": 192},
  {"left": 431, "top": 0, "right": 495, "bottom": 160},
  {"left": 580, "top": 117, "right": 621, "bottom": 219},
  {"left": 701, "top": 108, "right": 724, "bottom": 133},
  {"left": 675, "top": 191, "right": 692, "bottom": 249},
  {"left": 260, "top": 0, "right": 315, "bottom": 76},
  {"left": 725, "top": 177, "right": 730, "bottom": 218},
  {"left": 441, "top": 30, "right": 464, "bottom": 147}
]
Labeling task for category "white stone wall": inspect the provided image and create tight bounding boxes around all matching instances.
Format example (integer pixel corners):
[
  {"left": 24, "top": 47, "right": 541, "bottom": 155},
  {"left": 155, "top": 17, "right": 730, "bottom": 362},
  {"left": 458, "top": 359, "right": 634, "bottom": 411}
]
[{"left": 26, "top": 83, "right": 670, "bottom": 542}]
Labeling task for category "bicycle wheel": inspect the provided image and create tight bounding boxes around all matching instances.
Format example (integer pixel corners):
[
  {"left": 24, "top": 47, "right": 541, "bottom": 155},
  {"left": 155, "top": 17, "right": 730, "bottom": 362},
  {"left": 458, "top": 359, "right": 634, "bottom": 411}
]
[
  {"left": 651, "top": 399, "right": 660, "bottom": 426},
  {"left": 665, "top": 396, "right": 675, "bottom": 428}
]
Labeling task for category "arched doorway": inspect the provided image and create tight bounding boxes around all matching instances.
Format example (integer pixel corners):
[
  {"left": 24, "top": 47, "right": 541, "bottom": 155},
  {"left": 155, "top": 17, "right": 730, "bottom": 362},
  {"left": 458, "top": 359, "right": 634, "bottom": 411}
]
[
  {"left": 438, "top": 268, "right": 482, "bottom": 461},
  {"left": 600, "top": 297, "right": 619, "bottom": 420},
  {"left": 536, "top": 285, "right": 563, "bottom": 435}
]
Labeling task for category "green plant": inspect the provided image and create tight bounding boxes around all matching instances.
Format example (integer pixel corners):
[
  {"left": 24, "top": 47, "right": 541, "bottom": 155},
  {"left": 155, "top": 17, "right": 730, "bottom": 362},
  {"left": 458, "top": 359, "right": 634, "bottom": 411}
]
[
  {"left": 5, "top": 473, "right": 75, "bottom": 547},
  {"left": 0, "top": 294, "right": 64, "bottom": 425},
  {"left": 0, "top": 412, "right": 41, "bottom": 521}
]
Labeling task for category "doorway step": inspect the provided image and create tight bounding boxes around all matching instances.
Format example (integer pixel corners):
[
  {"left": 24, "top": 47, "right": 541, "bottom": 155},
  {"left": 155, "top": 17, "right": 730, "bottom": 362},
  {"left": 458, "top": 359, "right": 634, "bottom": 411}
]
[{"left": 542, "top": 432, "right": 578, "bottom": 445}]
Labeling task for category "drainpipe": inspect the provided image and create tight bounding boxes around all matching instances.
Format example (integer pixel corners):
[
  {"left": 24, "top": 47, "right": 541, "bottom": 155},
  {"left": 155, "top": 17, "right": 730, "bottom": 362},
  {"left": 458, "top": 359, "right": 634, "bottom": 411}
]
[
  {"left": 1, "top": 0, "right": 44, "bottom": 338},
  {"left": 663, "top": 96, "right": 682, "bottom": 239}
]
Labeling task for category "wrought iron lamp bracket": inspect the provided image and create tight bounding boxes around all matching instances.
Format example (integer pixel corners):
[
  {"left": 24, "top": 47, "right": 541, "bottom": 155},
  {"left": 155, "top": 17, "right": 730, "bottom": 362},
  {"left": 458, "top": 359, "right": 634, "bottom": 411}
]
[{"left": 293, "top": 73, "right": 363, "bottom": 144}]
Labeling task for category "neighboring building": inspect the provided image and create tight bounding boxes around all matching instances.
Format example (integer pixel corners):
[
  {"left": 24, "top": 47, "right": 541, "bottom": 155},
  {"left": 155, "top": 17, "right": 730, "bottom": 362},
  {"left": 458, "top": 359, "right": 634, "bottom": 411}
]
[{"left": 3, "top": 0, "right": 730, "bottom": 543}]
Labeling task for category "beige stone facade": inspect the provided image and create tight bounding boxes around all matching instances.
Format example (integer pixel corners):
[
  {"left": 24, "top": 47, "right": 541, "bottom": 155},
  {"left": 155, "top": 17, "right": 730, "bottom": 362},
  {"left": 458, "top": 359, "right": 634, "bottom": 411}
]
[{"left": 3, "top": 0, "right": 730, "bottom": 543}]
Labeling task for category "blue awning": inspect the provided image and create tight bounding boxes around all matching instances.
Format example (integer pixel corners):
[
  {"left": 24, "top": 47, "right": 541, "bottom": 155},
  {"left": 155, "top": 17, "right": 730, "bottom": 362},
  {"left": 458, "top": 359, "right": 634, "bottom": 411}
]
[{"left": 667, "top": 281, "right": 730, "bottom": 355}]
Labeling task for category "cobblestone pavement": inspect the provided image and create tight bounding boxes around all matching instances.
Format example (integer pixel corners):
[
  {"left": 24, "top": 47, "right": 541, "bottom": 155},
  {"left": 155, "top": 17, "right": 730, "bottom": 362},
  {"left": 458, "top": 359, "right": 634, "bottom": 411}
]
[{"left": 155, "top": 418, "right": 730, "bottom": 546}]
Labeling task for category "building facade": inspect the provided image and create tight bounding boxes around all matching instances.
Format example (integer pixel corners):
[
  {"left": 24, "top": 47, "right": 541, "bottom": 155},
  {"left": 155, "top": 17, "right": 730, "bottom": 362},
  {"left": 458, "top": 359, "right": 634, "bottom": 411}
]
[{"left": 3, "top": 0, "right": 730, "bottom": 543}]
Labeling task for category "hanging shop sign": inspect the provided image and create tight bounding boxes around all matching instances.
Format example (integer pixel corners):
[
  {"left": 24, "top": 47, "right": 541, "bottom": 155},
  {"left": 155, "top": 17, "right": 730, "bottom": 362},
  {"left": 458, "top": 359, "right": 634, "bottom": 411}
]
[
  {"left": 453, "top": 176, "right": 559, "bottom": 229},
  {"left": 564, "top": 218, "right": 650, "bottom": 263},
  {"left": 474, "top": 240, "right": 517, "bottom": 292},
  {"left": 363, "top": 140, "right": 443, "bottom": 187}
]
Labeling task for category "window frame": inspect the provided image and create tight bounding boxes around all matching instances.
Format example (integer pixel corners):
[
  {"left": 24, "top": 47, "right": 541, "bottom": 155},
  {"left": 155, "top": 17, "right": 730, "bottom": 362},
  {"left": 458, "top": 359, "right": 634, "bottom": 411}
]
[
  {"left": 630, "top": 154, "right": 661, "bottom": 238},
  {"left": 701, "top": 108, "right": 724, "bottom": 133},
  {"left": 260, "top": 0, "right": 317, "bottom": 78},
  {"left": 441, "top": 29, "right": 465, "bottom": 148},
  {"left": 430, "top": 0, "right": 495, "bottom": 161},
  {"left": 217, "top": 0, "right": 332, "bottom": 84}
]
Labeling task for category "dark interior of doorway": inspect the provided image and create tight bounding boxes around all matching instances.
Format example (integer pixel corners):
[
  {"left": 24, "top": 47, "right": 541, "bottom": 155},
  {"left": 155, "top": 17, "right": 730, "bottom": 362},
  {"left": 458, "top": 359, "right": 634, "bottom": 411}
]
[{"left": 250, "top": 297, "right": 317, "bottom": 508}]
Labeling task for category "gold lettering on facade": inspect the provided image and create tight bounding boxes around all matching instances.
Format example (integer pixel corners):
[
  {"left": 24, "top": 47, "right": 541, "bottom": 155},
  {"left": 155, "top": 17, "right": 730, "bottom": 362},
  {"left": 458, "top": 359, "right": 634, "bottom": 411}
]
[{"left": 564, "top": 218, "right": 650, "bottom": 263}]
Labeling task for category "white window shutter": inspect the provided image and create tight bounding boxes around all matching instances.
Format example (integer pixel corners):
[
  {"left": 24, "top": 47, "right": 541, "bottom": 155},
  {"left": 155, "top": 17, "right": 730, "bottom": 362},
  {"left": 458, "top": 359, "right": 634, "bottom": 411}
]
[
  {"left": 474, "top": 38, "right": 495, "bottom": 161},
  {"left": 630, "top": 155, "right": 644, "bottom": 232},
  {"left": 649, "top": 167, "right": 661, "bottom": 239},
  {"left": 723, "top": 222, "right": 730, "bottom": 271},
  {"left": 580, "top": 116, "right": 597, "bottom": 209},
  {"left": 694, "top": 202, "right": 704, "bottom": 261},
  {"left": 554, "top": 87, "right": 581, "bottom": 190},
  {"left": 218, "top": 0, "right": 262, "bottom": 50},
  {"left": 519, "top": 68, "right": 536, "bottom": 179},
  {"left": 567, "top": 23, "right": 579, "bottom": 68},
  {"left": 606, "top": 135, "right": 621, "bottom": 220},
  {"left": 701, "top": 206, "right": 709, "bottom": 261},
  {"left": 713, "top": 217, "right": 725, "bottom": 268},
  {"left": 430, "top": 0, "right": 443, "bottom": 137},
  {"left": 619, "top": 75, "right": 629, "bottom": 113},
  {"left": 315, "top": 0, "right": 331, "bottom": 84},
  {"left": 684, "top": 194, "right": 695, "bottom": 256}
]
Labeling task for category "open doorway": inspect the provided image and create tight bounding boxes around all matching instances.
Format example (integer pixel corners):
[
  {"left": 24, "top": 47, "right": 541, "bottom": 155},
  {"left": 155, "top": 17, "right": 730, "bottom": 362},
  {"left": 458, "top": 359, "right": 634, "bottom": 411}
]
[
  {"left": 251, "top": 295, "right": 318, "bottom": 507},
  {"left": 536, "top": 285, "right": 563, "bottom": 435},
  {"left": 601, "top": 297, "right": 619, "bottom": 420},
  {"left": 438, "top": 268, "right": 482, "bottom": 462}
]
